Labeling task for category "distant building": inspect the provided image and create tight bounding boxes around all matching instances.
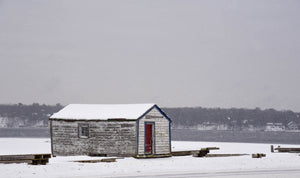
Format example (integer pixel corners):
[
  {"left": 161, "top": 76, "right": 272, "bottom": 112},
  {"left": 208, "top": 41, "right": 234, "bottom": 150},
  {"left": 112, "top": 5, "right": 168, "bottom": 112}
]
[
  {"left": 217, "top": 124, "right": 229, "bottom": 130},
  {"left": 197, "top": 122, "right": 217, "bottom": 130},
  {"left": 287, "top": 121, "right": 298, "bottom": 131},
  {"left": 247, "top": 125, "right": 256, "bottom": 131},
  {"left": 265, "top": 123, "right": 285, "bottom": 131},
  {"left": 197, "top": 122, "right": 229, "bottom": 131},
  {"left": 0, "top": 117, "right": 8, "bottom": 128},
  {"left": 49, "top": 104, "right": 171, "bottom": 157}
]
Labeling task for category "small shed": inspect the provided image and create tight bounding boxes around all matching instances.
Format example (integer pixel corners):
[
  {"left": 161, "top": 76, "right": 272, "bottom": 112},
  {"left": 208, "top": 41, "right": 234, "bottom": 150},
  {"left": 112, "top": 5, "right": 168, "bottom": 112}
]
[{"left": 49, "top": 103, "right": 171, "bottom": 157}]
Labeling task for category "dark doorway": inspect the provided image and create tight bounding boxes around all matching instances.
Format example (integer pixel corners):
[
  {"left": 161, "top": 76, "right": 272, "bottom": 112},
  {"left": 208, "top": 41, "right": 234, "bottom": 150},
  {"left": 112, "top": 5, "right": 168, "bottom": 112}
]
[{"left": 145, "top": 123, "right": 154, "bottom": 154}]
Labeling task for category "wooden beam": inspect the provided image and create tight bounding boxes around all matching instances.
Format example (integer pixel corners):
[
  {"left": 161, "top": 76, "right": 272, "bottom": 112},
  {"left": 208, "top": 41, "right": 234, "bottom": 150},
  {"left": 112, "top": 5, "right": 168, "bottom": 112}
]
[
  {"left": 206, "top": 154, "right": 249, "bottom": 157},
  {"left": 0, "top": 154, "right": 51, "bottom": 165}
]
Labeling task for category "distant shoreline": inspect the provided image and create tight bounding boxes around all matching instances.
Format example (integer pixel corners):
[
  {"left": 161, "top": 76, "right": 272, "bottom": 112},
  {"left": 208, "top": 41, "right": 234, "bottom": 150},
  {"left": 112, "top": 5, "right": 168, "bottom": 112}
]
[{"left": 1, "top": 127, "right": 300, "bottom": 145}]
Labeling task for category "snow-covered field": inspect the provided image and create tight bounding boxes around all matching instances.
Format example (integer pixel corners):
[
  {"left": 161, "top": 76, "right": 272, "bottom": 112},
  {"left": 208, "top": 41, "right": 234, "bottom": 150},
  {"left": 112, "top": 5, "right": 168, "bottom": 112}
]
[{"left": 0, "top": 138, "right": 300, "bottom": 178}]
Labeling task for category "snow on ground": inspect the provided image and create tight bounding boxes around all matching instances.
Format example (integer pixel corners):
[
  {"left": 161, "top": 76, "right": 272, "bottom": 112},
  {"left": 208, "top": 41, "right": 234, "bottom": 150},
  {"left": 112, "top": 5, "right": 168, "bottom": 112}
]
[{"left": 0, "top": 138, "right": 300, "bottom": 178}]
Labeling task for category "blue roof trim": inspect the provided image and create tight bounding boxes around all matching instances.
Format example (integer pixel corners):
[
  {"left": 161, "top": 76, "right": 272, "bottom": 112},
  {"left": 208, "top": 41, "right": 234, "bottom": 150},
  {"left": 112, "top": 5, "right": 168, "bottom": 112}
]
[
  {"left": 136, "top": 119, "right": 139, "bottom": 155},
  {"left": 154, "top": 105, "right": 172, "bottom": 122},
  {"left": 137, "top": 104, "right": 172, "bottom": 122},
  {"left": 169, "top": 122, "right": 172, "bottom": 152}
]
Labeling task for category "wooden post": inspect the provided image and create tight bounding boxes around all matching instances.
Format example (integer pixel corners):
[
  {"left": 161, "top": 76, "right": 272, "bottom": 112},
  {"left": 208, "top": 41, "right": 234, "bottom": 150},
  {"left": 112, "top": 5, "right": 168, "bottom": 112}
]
[
  {"left": 271, "top": 145, "right": 274, "bottom": 153},
  {"left": 252, "top": 153, "right": 266, "bottom": 158}
]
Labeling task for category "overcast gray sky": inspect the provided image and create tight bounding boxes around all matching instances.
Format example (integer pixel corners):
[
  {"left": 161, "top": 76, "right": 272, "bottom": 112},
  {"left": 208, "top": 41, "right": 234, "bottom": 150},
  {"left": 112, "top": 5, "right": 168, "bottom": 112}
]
[{"left": 0, "top": 0, "right": 300, "bottom": 111}]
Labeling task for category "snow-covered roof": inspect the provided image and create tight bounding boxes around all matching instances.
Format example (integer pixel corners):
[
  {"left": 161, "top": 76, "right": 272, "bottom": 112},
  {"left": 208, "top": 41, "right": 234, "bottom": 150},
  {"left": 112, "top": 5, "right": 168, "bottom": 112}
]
[{"left": 50, "top": 103, "right": 156, "bottom": 120}]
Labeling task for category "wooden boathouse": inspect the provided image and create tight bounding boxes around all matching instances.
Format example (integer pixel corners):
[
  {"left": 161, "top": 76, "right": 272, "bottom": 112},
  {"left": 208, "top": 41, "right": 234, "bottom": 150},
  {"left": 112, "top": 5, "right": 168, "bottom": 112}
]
[{"left": 49, "top": 103, "right": 171, "bottom": 157}]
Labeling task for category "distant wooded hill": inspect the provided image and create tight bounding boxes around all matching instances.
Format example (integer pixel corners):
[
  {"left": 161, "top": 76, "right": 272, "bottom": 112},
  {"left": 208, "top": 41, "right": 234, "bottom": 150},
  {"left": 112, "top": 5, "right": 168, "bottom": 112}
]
[
  {"left": 0, "top": 103, "right": 63, "bottom": 127},
  {"left": 0, "top": 103, "right": 299, "bottom": 128},
  {"left": 163, "top": 107, "right": 300, "bottom": 129}
]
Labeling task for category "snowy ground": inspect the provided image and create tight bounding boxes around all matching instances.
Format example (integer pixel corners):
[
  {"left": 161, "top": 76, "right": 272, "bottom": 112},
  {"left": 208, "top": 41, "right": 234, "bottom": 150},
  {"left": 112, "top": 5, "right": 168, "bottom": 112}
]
[{"left": 0, "top": 138, "right": 300, "bottom": 178}]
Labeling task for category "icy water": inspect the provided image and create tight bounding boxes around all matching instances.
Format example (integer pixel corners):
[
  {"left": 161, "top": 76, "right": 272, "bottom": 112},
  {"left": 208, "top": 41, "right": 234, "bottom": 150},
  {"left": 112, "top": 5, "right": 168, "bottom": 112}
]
[
  {"left": 0, "top": 128, "right": 50, "bottom": 137},
  {"left": 1, "top": 128, "right": 300, "bottom": 144},
  {"left": 172, "top": 129, "right": 300, "bottom": 144}
]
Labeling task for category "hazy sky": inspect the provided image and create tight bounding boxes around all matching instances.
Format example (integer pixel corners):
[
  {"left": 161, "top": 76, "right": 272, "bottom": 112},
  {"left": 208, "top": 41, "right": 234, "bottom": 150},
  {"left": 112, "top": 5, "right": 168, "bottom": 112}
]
[{"left": 0, "top": 0, "right": 300, "bottom": 111}]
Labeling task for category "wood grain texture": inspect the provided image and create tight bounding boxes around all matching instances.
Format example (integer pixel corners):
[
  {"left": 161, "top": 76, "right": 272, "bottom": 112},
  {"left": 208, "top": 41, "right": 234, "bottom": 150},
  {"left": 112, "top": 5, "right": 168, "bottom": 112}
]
[{"left": 51, "top": 120, "right": 137, "bottom": 156}]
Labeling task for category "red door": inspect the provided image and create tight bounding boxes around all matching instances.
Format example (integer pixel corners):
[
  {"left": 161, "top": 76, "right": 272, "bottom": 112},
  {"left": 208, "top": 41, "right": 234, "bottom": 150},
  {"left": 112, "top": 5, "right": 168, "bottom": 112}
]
[{"left": 145, "top": 123, "right": 153, "bottom": 154}]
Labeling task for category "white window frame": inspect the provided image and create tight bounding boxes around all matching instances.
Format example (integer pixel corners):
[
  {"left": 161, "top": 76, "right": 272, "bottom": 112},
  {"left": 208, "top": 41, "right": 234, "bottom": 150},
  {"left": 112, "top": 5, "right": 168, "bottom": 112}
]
[{"left": 78, "top": 123, "right": 89, "bottom": 138}]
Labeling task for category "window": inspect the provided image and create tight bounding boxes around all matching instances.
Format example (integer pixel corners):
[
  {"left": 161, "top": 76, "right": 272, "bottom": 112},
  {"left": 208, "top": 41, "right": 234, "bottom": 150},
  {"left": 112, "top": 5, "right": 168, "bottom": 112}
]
[{"left": 78, "top": 124, "right": 89, "bottom": 138}]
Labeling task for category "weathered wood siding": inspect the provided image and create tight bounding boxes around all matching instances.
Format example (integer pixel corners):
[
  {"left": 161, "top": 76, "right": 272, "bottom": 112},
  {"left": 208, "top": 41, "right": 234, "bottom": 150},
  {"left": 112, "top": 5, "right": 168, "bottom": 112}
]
[
  {"left": 51, "top": 120, "right": 137, "bottom": 156},
  {"left": 138, "top": 107, "right": 171, "bottom": 155}
]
